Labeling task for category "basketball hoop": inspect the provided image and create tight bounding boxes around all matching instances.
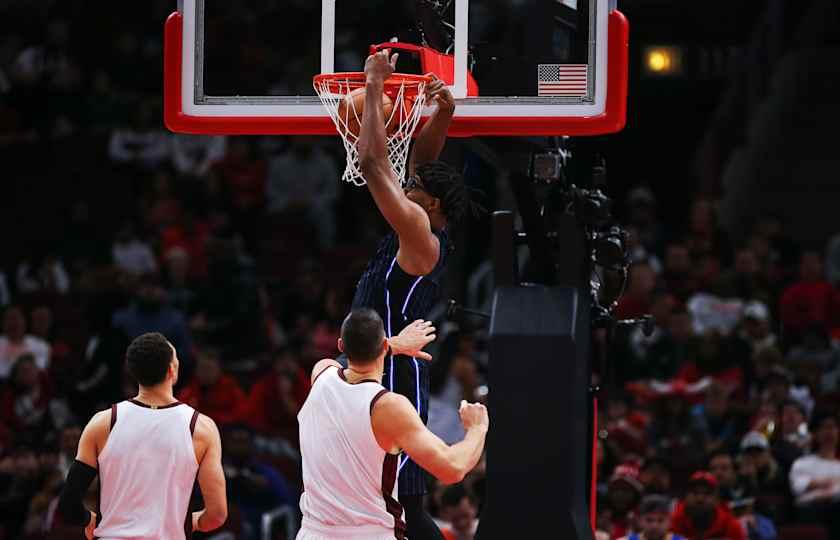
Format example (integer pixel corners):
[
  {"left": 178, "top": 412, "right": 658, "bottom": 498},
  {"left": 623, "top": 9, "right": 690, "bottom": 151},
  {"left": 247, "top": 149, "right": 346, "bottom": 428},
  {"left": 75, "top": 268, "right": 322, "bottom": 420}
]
[{"left": 313, "top": 72, "right": 430, "bottom": 186}]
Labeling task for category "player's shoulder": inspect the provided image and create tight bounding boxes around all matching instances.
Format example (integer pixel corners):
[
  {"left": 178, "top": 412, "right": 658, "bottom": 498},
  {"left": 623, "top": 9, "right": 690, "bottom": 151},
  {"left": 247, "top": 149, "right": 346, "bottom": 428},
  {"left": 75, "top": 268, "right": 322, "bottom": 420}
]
[
  {"left": 192, "top": 412, "right": 220, "bottom": 439},
  {"left": 372, "top": 390, "right": 414, "bottom": 415},
  {"left": 89, "top": 407, "right": 113, "bottom": 428}
]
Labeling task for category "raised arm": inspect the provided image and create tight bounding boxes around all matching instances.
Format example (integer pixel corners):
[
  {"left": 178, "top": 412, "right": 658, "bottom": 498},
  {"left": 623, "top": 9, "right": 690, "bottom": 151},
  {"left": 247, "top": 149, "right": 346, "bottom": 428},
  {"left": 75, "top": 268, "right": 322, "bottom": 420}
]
[
  {"left": 372, "top": 393, "right": 488, "bottom": 485},
  {"left": 357, "top": 50, "right": 438, "bottom": 268},
  {"left": 409, "top": 74, "right": 455, "bottom": 174}
]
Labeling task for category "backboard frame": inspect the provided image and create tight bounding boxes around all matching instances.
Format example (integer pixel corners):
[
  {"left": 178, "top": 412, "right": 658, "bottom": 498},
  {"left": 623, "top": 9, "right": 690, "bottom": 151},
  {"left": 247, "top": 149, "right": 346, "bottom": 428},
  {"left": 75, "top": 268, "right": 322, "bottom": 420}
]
[{"left": 164, "top": 0, "right": 628, "bottom": 137}]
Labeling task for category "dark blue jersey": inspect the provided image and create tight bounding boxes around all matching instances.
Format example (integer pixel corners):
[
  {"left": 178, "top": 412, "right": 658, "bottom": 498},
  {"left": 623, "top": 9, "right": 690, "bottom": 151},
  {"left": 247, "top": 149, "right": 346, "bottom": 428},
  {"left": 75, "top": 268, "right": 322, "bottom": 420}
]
[{"left": 351, "top": 228, "right": 450, "bottom": 495}]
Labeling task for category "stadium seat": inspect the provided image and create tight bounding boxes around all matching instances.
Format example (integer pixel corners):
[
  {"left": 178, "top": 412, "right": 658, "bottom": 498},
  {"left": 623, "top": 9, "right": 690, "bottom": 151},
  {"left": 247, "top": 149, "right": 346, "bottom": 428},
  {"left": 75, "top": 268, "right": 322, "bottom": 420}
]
[{"left": 777, "top": 524, "right": 828, "bottom": 540}]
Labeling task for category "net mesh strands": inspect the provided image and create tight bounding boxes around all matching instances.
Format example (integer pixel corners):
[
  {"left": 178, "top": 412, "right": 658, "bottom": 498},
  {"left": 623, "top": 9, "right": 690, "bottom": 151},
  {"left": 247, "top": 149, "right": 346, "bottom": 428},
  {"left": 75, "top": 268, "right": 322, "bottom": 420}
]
[{"left": 313, "top": 73, "right": 429, "bottom": 186}]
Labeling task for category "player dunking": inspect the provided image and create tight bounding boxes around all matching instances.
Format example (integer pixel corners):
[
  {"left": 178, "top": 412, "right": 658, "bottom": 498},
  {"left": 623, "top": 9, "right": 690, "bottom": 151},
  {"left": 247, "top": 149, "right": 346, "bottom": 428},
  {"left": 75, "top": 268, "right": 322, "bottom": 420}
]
[
  {"left": 56, "top": 332, "right": 227, "bottom": 539},
  {"left": 354, "top": 49, "right": 474, "bottom": 539}
]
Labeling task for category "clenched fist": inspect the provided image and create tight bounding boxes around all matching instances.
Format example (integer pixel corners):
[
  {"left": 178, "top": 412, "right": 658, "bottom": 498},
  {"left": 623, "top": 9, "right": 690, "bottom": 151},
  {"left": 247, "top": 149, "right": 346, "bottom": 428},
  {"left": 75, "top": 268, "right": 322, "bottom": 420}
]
[{"left": 459, "top": 400, "right": 489, "bottom": 432}]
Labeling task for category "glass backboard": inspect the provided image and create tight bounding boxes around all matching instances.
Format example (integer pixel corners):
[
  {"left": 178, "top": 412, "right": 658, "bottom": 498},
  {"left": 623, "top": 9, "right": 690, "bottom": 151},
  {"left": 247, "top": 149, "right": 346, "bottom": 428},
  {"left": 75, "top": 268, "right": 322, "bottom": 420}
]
[{"left": 164, "top": 0, "right": 627, "bottom": 136}]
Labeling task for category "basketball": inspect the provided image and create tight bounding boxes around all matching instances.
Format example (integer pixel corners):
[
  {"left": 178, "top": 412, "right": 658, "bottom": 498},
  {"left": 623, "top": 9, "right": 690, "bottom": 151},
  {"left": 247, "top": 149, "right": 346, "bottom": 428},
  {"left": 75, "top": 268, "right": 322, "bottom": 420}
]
[{"left": 336, "top": 87, "right": 399, "bottom": 138}]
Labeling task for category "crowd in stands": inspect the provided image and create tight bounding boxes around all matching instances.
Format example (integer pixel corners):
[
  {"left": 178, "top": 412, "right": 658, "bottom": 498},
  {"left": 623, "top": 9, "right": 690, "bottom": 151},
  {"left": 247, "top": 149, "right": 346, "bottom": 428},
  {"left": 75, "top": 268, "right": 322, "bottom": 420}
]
[{"left": 2, "top": 2, "right": 840, "bottom": 540}]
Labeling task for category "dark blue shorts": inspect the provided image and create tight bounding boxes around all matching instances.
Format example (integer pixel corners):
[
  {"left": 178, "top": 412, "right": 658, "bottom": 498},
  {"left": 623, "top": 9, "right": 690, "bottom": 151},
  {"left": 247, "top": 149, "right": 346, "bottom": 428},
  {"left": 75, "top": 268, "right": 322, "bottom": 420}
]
[{"left": 384, "top": 351, "right": 431, "bottom": 496}]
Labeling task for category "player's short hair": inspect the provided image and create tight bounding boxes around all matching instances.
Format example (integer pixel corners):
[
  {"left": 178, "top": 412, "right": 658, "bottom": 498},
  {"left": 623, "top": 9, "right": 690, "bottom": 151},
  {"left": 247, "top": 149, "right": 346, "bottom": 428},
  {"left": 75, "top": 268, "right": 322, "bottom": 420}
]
[
  {"left": 341, "top": 309, "right": 386, "bottom": 365},
  {"left": 125, "top": 332, "right": 174, "bottom": 387},
  {"left": 415, "top": 161, "right": 478, "bottom": 226}
]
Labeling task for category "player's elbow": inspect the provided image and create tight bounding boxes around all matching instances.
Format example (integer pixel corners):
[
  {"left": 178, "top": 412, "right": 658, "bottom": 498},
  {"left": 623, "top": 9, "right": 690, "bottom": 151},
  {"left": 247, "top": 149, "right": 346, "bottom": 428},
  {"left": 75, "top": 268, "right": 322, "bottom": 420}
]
[
  {"left": 437, "top": 467, "right": 466, "bottom": 485},
  {"left": 435, "top": 459, "right": 467, "bottom": 485},
  {"left": 203, "top": 506, "right": 228, "bottom": 531}
]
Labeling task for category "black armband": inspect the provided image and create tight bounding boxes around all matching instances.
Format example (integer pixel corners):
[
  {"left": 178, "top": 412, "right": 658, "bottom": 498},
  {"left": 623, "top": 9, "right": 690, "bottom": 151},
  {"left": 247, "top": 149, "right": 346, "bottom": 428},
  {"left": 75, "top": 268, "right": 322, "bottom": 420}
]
[{"left": 57, "top": 459, "right": 98, "bottom": 526}]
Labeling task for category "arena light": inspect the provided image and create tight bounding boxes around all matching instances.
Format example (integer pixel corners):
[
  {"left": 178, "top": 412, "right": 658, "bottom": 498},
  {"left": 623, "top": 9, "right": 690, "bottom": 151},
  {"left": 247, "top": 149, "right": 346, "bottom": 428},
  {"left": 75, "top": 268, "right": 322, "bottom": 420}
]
[{"left": 643, "top": 46, "right": 683, "bottom": 77}]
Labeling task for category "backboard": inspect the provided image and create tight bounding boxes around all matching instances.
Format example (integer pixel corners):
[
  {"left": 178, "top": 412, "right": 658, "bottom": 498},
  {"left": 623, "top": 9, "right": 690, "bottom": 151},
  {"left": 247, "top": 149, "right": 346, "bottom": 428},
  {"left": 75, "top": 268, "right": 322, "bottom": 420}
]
[{"left": 164, "top": 0, "right": 628, "bottom": 137}]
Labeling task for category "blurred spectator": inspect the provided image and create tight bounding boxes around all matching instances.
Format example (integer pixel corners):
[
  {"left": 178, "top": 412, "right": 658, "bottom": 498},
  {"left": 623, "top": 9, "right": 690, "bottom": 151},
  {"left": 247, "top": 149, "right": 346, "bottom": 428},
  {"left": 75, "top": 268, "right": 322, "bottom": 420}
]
[
  {"left": 618, "top": 494, "right": 682, "bottom": 540},
  {"left": 112, "top": 277, "right": 193, "bottom": 370},
  {"left": 690, "top": 383, "right": 742, "bottom": 455},
  {"left": 639, "top": 456, "right": 673, "bottom": 498},
  {"left": 163, "top": 247, "right": 198, "bottom": 314},
  {"left": 266, "top": 137, "right": 339, "bottom": 248},
  {"left": 708, "top": 451, "right": 751, "bottom": 502},
  {"left": 160, "top": 207, "right": 211, "bottom": 281},
  {"left": 670, "top": 471, "right": 746, "bottom": 540},
  {"left": 172, "top": 134, "right": 226, "bottom": 178},
  {"left": 0, "top": 447, "right": 52, "bottom": 539},
  {"left": 439, "top": 484, "right": 478, "bottom": 540},
  {"left": 645, "top": 307, "right": 696, "bottom": 382},
  {"left": 772, "top": 400, "right": 809, "bottom": 473},
  {"left": 714, "top": 248, "right": 771, "bottom": 304},
  {"left": 16, "top": 253, "right": 71, "bottom": 296},
  {"left": 738, "top": 432, "right": 787, "bottom": 512},
  {"left": 0, "top": 354, "right": 71, "bottom": 448},
  {"left": 729, "top": 496, "right": 777, "bottom": 540},
  {"left": 177, "top": 348, "right": 245, "bottom": 426},
  {"left": 0, "top": 305, "right": 51, "bottom": 378},
  {"left": 190, "top": 237, "right": 264, "bottom": 357},
  {"left": 223, "top": 424, "right": 295, "bottom": 540},
  {"left": 107, "top": 100, "right": 170, "bottom": 169},
  {"left": 603, "top": 392, "right": 649, "bottom": 461},
  {"left": 684, "top": 199, "right": 732, "bottom": 266},
  {"left": 212, "top": 137, "right": 265, "bottom": 250},
  {"left": 738, "top": 301, "right": 777, "bottom": 357},
  {"left": 240, "top": 347, "right": 308, "bottom": 453},
  {"left": 111, "top": 221, "right": 158, "bottom": 277},
  {"left": 662, "top": 244, "right": 698, "bottom": 301},
  {"left": 55, "top": 425, "right": 81, "bottom": 478},
  {"left": 625, "top": 224, "right": 663, "bottom": 274},
  {"left": 779, "top": 251, "right": 837, "bottom": 341},
  {"left": 648, "top": 394, "right": 706, "bottom": 480},
  {"left": 625, "top": 186, "right": 663, "bottom": 254},
  {"left": 607, "top": 463, "right": 644, "bottom": 539},
  {"left": 142, "top": 170, "right": 182, "bottom": 232},
  {"left": 789, "top": 411, "right": 840, "bottom": 538}
]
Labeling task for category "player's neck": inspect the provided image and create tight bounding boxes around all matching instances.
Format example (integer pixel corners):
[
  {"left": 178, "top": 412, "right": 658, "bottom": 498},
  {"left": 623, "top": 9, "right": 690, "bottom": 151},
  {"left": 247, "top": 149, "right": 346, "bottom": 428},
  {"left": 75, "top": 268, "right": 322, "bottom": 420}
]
[
  {"left": 135, "top": 384, "right": 177, "bottom": 407},
  {"left": 345, "top": 363, "right": 383, "bottom": 383}
]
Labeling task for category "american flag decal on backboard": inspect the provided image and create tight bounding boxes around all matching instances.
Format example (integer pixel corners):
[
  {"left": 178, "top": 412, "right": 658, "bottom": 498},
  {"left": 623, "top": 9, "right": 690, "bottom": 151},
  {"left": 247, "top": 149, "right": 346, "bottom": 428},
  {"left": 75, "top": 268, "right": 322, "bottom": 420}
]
[{"left": 537, "top": 64, "right": 588, "bottom": 96}]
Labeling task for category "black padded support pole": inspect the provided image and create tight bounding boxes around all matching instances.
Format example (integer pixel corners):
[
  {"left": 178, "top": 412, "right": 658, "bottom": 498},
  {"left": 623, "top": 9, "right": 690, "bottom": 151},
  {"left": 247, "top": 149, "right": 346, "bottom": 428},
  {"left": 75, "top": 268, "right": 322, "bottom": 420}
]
[{"left": 476, "top": 285, "right": 593, "bottom": 540}]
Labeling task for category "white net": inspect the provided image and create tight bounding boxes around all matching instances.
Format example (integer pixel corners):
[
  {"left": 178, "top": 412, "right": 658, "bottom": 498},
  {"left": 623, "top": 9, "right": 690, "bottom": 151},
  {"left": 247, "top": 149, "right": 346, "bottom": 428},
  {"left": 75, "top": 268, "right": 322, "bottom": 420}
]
[{"left": 314, "top": 74, "right": 428, "bottom": 186}]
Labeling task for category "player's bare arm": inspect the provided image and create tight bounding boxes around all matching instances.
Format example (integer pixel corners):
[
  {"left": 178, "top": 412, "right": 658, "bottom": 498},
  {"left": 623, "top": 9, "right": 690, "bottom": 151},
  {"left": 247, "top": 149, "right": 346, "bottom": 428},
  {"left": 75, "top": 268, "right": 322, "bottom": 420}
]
[
  {"left": 409, "top": 73, "right": 455, "bottom": 174},
  {"left": 371, "top": 393, "right": 488, "bottom": 485},
  {"left": 57, "top": 408, "right": 110, "bottom": 538},
  {"left": 310, "top": 319, "right": 437, "bottom": 384},
  {"left": 192, "top": 414, "right": 228, "bottom": 533},
  {"left": 358, "top": 49, "right": 440, "bottom": 275}
]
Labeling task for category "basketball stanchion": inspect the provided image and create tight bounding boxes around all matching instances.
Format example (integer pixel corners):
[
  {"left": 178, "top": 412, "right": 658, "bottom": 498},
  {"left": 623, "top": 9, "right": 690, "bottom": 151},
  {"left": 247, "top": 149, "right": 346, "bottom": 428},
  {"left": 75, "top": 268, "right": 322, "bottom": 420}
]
[{"left": 313, "top": 73, "right": 431, "bottom": 185}]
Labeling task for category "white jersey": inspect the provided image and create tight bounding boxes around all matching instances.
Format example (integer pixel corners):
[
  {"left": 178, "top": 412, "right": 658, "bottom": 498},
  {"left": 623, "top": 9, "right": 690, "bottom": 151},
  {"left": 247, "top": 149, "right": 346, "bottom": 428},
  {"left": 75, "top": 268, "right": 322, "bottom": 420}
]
[
  {"left": 95, "top": 400, "right": 200, "bottom": 540},
  {"left": 297, "top": 366, "right": 405, "bottom": 540}
]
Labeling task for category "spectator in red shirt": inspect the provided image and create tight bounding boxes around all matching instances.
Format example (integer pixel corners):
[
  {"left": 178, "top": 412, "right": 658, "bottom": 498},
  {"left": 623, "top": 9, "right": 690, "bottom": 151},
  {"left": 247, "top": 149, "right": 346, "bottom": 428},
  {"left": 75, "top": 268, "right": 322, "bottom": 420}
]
[
  {"left": 176, "top": 348, "right": 245, "bottom": 426},
  {"left": 608, "top": 463, "right": 645, "bottom": 539},
  {"left": 671, "top": 471, "right": 746, "bottom": 540},
  {"left": 240, "top": 347, "right": 309, "bottom": 449},
  {"left": 160, "top": 208, "right": 211, "bottom": 281},
  {"left": 780, "top": 251, "right": 838, "bottom": 341}
]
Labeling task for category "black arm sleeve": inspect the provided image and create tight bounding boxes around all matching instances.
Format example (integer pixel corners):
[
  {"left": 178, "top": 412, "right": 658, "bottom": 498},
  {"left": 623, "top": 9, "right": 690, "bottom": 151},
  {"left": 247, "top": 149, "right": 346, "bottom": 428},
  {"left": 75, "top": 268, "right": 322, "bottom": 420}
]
[{"left": 57, "top": 459, "right": 98, "bottom": 526}]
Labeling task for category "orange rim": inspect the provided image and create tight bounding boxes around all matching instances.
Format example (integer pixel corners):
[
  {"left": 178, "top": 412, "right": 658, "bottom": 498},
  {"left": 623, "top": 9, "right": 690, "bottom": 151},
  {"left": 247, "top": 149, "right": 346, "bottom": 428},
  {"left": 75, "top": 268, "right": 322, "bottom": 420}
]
[{"left": 313, "top": 72, "right": 432, "bottom": 97}]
